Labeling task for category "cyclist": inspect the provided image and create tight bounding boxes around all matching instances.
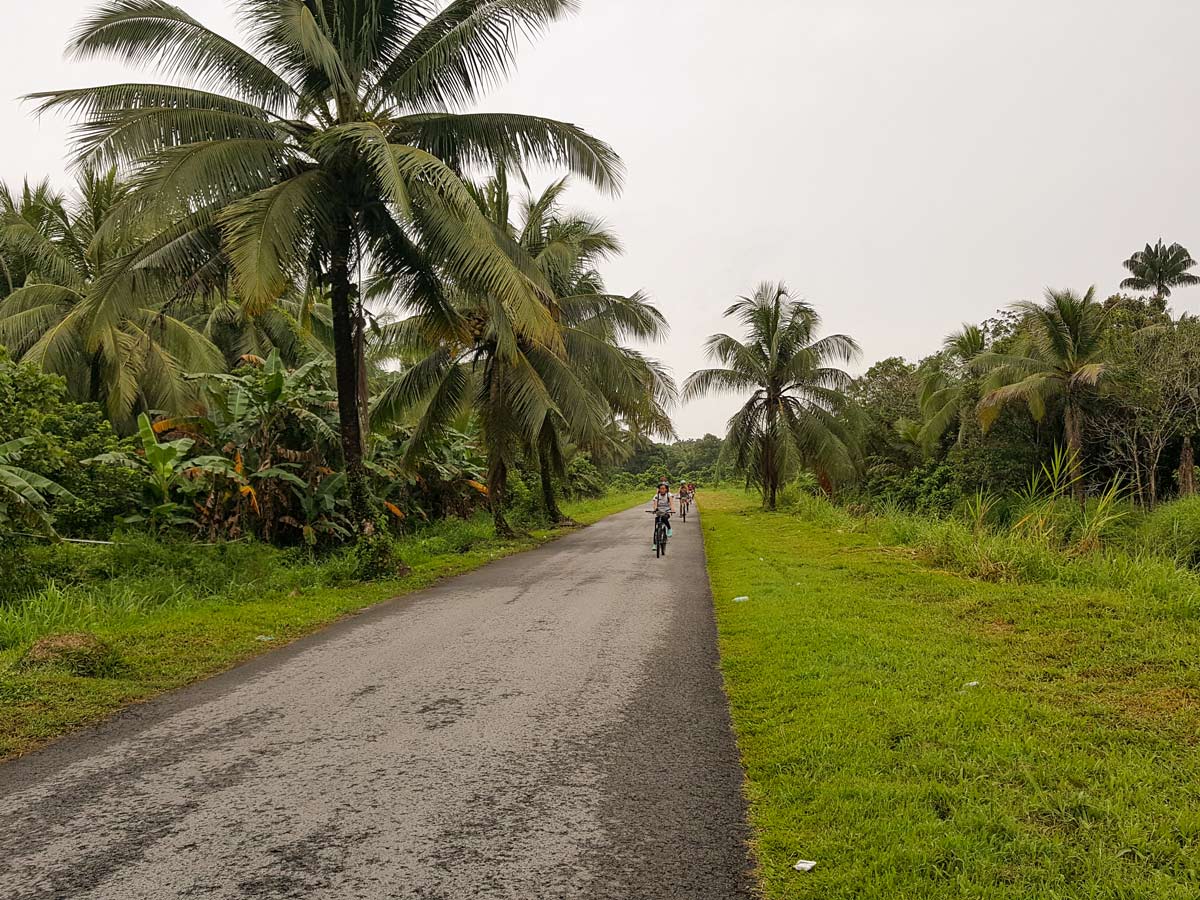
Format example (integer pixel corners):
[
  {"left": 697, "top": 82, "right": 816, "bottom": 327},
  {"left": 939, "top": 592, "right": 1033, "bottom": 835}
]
[
  {"left": 678, "top": 482, "right": 692, "bottom": 518},
  {"left": 648, "top": 480, "right": 674, "bottom": 547}
]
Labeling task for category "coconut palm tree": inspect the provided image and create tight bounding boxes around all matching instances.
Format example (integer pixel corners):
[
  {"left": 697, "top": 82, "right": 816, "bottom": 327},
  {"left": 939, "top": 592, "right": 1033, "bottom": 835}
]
[
  {"left": 35, "top": 0, "right": 622, "bottom": 520},
  {"left": 683, "top": 283, "right": 859, "bottom": 510},
  {"left": 0, "top": 179, "right": 69, "bottom": 299},
  {"left": 975, "top": 287, "right": 1110, "bottom": 502},
  {"left": 0, "top": 168, "right": 223, "bottom": 428},
  {"left": 487, "top": 173, "right": 673, "bottom": 519},
  {"left": 373, "top": 174, "right": 672, "bottom": 531},
  {"left": 916, "top": 323, "right": 985, "bottom": 452},
  {"left": 370, "top": 286, "right": 602, "bottom": 534},
  {"left": 1120, "top": 240, "right": 1200, "bottom": 309}
]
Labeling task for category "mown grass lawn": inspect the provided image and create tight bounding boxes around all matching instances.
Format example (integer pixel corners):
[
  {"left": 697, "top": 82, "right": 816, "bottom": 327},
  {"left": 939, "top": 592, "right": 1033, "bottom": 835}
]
[
  {"left": 701, "top": 490, "right": 1200, "bottom": 899},
  {"left": 0, "top": 492, "right": 643, "bottom": 760}
]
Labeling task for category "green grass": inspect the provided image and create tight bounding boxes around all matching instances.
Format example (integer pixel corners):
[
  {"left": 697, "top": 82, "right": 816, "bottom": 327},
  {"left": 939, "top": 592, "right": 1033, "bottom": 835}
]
[
  {"left": 0, "top": 491, "right": 643, "bottom": 760},
  {"left": 702, "top": 490, "right": 1200, "bottom": 899}
]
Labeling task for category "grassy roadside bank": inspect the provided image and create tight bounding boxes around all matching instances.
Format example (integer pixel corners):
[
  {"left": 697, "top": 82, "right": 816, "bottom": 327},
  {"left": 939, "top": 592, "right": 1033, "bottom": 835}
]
[
  {"left": 0, "top": 492, "right": 643, "bottom": 760},
  {"left": 701, "top": 490, "right": 1200, "bottom": 899}
]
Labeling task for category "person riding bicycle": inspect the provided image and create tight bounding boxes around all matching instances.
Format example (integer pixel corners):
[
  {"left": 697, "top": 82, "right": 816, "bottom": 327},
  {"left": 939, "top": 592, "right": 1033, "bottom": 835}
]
[
  {"left": 649, "top": 480, "right": 674, "bottom": 547},
  {"left": 678, "top": 482, "right": 692, "bottom": 513}
]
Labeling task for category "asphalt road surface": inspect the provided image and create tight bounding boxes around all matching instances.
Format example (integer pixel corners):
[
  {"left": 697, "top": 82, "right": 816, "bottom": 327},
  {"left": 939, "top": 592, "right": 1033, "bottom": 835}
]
[{"left": 0, "top": 505, "right": 756, "bottom": 899}]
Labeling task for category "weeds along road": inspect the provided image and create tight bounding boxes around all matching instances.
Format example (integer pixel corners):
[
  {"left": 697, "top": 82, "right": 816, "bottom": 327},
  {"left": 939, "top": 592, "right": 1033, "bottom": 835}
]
[{"left": 0, "top": 506, "right": 755, "bottom": 899}]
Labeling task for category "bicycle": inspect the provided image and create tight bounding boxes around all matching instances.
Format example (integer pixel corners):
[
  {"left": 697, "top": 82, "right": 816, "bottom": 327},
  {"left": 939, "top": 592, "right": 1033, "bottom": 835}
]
[
  {"left": 680, "top": 496, "right": 690, "bottom": 522},
  {"left": 648, "top": 510, "right": 670, "bottom": 557}
]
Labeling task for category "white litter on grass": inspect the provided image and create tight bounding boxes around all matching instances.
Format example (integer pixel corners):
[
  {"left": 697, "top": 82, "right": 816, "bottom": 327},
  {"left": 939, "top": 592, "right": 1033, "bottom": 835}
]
[
  {"left": 793, "top": 859, "right": 817, "bottom": 872},
  {"left": 759, "top": 557, "right": 764, "bottom": 561},
  {"left": 963, "top": 680, "right": 980, "bottom": 688},
  {"left": 255, "top": 635, "right": 275, "bottom": 642},
  {"left": 732, "top": 596, "right": 750, "bottom": 603}
]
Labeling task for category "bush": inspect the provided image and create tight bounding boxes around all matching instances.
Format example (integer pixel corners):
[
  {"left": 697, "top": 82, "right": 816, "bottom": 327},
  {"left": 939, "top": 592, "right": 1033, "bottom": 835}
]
[
  {"left": 351, "top": 530, "right": 405, "bottom": 581},
  {"left": 874, "top": 461, "right": 962, "bottom": 516},
  {"left": 0, "top": 352, "right": 139, "bottom": 539},
  {"left": 562, "top": 455, "right": 605, "bottom": 499},
  {"left": 505, "top": 470, "right": 543, "bottom": 526},
  {"left": 1138, "top": 497, "right": 1200, "bottom": 568},
  {"left": 608, "top": 471, "right": 640, "bottom": 494}
]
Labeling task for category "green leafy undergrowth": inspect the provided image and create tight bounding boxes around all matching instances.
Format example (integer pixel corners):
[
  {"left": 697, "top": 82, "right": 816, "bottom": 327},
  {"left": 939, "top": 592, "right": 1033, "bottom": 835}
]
[{"left": 702, "top": 490, "right": 1200, "bottom": 899}]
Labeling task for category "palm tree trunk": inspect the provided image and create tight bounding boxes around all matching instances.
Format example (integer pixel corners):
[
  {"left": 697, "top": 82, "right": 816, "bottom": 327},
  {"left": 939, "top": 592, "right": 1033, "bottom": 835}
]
[
  {"left": 538, "top": 448, "right": 566, "bottom": 523},
  {"left": 482, "top": 364, "right": 515, "bottom": 537},
  {"left": 1180, "top": 435, "right": 1196, "bottom": 498},
  {"left": 764, "top": 399, "right": 779, "bottom": 510},
  {"left": 353, "top": 297, "right": 369, "bottom": 447},
  {"left": 488, "top": 454, "right": 513, "bottom": 537},
  {"left": 1064, "top": 402, "right": 1085, "bottom": 506},
  {"left": 1149, "top": 457, "right": 1159, "bottom": 508},
  {"left": 329, "top": 221, "right": 369, "bottom": 526}
]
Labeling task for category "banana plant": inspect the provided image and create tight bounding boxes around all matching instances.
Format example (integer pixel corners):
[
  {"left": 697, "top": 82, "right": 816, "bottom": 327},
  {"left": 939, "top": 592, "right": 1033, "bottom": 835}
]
[
  {"left": 138, "top": 353, "right": 346, "bottom": 541},
  {"left": 0, "top": 437, "right": 75, "bottom": 534},
  {"left": 88, "top": 412, "right": 239, "bottom": 531},
  {"left": 278, "top": 470, "right": 351, "bottom": 546}
]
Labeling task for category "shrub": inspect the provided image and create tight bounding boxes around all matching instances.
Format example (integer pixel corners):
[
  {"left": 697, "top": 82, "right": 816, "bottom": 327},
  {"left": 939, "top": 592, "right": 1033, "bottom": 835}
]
[
  {"left": 0, "top": 352, "right": 140, "bottom": 539},
  {"left": 877, "top": 461, "right": 962, "bottom": 516},
  {"left": 607, "top": 471, "right": 640, "bottom": 494},
  {"left": 562, "top": 455, "right": 605, "bottom": 498},
  {"left": 351, "top": 530, "right": 405, "bottom": 581}
]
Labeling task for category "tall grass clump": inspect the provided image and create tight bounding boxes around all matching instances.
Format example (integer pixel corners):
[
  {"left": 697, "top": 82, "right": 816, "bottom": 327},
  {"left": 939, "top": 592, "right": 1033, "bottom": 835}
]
[
  {"left": 396, "top": 514, "right": 496, "bottom": 567},
  {"left": 1137, "top": 497, "right": 1200, "bottom": 568},
  {"left": 778, "top": 477, "right": 860, "bottom": 531},
  {"left": 863, "top": 447, "right": 1200, "bottom": 607},
  {"left": 876, "top": 507, "right": 1200, "bottom": 606},
  {"left": 0, "top": 539, "right": 339, "bottom": 651},
  {"left": 879, "top": 512, "right": 1064, "bottom": 583},
  {"left": 0, "top": 530, "right": 396, "bottom": 651}
]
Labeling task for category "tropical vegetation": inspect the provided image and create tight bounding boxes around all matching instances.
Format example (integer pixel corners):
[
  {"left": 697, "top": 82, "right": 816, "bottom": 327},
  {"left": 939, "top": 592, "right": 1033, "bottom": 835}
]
[
  {"left": 683, "top": 282, "right": 858, "bottom": 509},
  {"left": 0, "top": 0, "right": 666, "bottom": 552},
  {"left": 6, "top": 5, "right": 1200, "bottom": 897},
  {"left": 0, "top": 1, "right": 675, "bottom": 756}
]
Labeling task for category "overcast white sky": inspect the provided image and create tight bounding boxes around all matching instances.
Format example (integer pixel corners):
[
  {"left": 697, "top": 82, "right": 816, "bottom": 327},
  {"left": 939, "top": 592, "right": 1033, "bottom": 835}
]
[{"left": 2, "top": 1, "right": 1198, "bottom": 437}]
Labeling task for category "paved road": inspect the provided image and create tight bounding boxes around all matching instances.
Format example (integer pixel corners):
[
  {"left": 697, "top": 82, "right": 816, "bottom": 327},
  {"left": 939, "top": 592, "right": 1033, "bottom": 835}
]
[{"left": 0, "top": 506, "right": 756, "bottom": 899}]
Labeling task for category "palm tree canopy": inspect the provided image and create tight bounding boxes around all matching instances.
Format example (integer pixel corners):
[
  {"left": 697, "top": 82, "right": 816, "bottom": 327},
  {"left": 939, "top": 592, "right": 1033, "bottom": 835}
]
[
  {"left": 1120, "top": 239, "right": 1200, "bottom": 300},
  {"left": 943, "top": 323, "right": 985, "bottom": 361},
  {"left": 31, "top": 0, "right": 624, "bottom": 342},
  {"left": 914, "top": 323, "right": 986, "bottom": 453},
  {"left": 374, "top": 172, "right": 672, "bottom": 470},
  {"left": 974, "top": 286, "right": 1109, "bottom": 430},
  {"left": 683, "top": 282, "right": 860, "bottom": 490},
  {"left": 0, "top": 168, "right": 224, "bottom": 426}
]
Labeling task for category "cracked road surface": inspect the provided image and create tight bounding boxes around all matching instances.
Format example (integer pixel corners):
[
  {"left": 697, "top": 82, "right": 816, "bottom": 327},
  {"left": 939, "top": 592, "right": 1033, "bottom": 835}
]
[{"left": 0, "top": 506, "right": 756, "bottom": 899}]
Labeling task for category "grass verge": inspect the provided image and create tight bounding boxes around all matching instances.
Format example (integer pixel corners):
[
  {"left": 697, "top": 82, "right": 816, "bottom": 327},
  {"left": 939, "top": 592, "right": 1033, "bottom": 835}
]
[
  {"left": 0, "top": 491, "right": 642, "bottom": 760},
  {"left": 701, "top": 489, "right": 1200, "bottom": 899}
]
